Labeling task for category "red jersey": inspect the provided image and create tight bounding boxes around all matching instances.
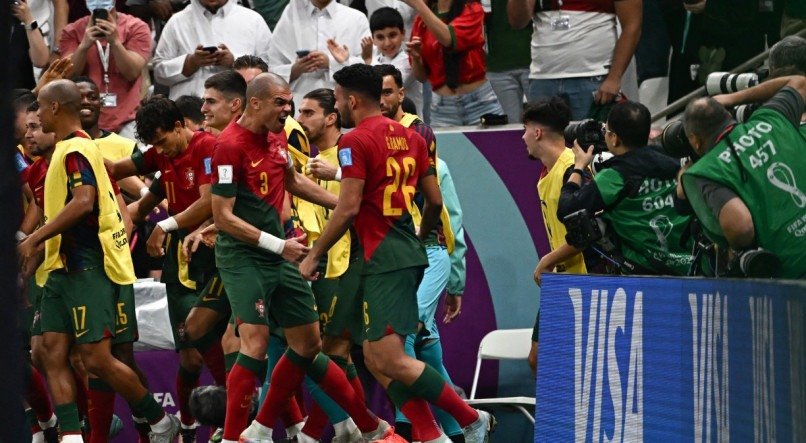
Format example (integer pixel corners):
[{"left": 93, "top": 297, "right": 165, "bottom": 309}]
[
  {"left": 411, "top": 1, "right": 487, "bottom": 90},
  {"left": 25, "top": 158, "right": 49, "bottom": 208},
  {"left": 211, "top": 121, "right": 293, "bottom": 266},
  {"left": 338, "top": 115, "right": 430, "bottom": 274},
  {"left": 132, "top": 131, "right": 215, "bottom": 219}
]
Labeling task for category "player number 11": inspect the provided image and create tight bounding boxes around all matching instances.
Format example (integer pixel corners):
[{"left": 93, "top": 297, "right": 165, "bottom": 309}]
[{"left": 383, "top": 157, "right": 417, "bottom": 216}]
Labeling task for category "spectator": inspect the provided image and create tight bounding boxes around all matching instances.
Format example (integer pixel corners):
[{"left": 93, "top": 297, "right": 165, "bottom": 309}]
[
  {"left": 508, "top": 0, "right": 642, "bottom": 120},
  {"left": 362, "top": 7, "right": 423, "bottom": 114},
  {"left": 175, "top": 95, "right": 206, "bottom": 130},
  {"left": 10, "top": 0, "right": 51, "bottom": 89},
  {"left": 485, "top": 0, "right": 531, "bottom": 123},
  {"left": 26, "top": 0, "right": 68, "bottom": 50},
  {"left": 269, "top": 0, "right": 370, "bottom": 110},
  {"left": 366, "top": 0, "right": 416, "bottom": 37},
  {"left": 680, "top": 76, "right": 806, "bottom": 279},
  {"left": 233, "top": 54, "right": 269, "bottom": 83},
  {"left": 769, "top": 35, "right": 806, "bottom": 79},
  {"left": 153, "top": 0, "right": 272, "bottom": 100},
  {"left": 557, "top": 101, "right": 694, "bottom": 275},
  {"left": 405, "top": 0, "right": 504, "bottom": 127},
  {"left": 59, "top": 0, "right": 151, "bottom": 138},
  {"left": 66, "top": 0, "right": 127, "bottom": 23}
]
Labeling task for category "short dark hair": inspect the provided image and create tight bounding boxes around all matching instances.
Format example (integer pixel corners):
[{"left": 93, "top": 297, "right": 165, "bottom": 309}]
[
  {"left": 27, "top": 101, "right": 40, "bottom": 113},
  {"left": 522, "top": 97, "right": 571, "bottom": 134},
  {"left": 303, "top": 88, "right": 340, "bottom": 128},
  {"left": 607, "top": 101, "right": 651, "bottom": 149},
  {"left": 682, "top": 97, "right": 733, "bottom": 146},
  {"left": 13, "top": 89, "right": 36, "bottom": 114},
  {"left": 175, "top": 95, "right": 205, "bottom": 125},
  {"left": 204, "top": 70, "right": 247, "bottom": 101},
  {"left": 71, "top": 76, "right": 98, "bottom": 88},
  {"left": 333, "top": 64, "right": 382, "bottom": 102},
  {"left": 372, "top": 64, "right": 403, "bottom": 88},
  {"left": 135, "top": 96, "right": 184, "bottom": 144},
  {"left": 370, "top": 7, "right": 405, "bottom": 33},
  {"left": 769, "top": 35, "right": 806, "bottom": 77},
  {"left": 233, "top": 55, "right": 268, "bottom": 73}
]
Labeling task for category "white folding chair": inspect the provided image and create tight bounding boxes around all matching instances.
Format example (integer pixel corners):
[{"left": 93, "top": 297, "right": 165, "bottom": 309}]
[{"left": 466, "top": 328, "right": 536, "bottom": 424}]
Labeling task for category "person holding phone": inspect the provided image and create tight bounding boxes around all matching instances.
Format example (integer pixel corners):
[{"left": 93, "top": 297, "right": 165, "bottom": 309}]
[
  {"left": 10, "top": 0, "right": 51, "bottom": 89},
  {"left": 153, "top": 0, "right": 272, "bottom": 100},
  {"left": 59, "top": 0, "right": 152, "bottom": 139}
]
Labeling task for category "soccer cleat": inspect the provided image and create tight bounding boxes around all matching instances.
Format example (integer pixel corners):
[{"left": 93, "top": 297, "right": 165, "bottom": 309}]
[
  {"left": 149, "top": 414, "right": 181, "bottom": 443},
  {"left": 209, "top": 428, "right": 224, "bottom": 443},
  {"left": 41, "top": 425, "right": 59, "bottom": 443},
  {"left": 110, "top": 414, "right": 124, "bottom": 438},
  {"left": 369, "top": 427, "right": 408, "bottom": 443},
  {"left": 239, "top": 421, "right": 274, "bottom": 443},
  {"left": 180, "top": 427, "right": 197, "bottom": 443},
  {"left": 331, "top": 425, "right": 363, "bottom": 443},
  {"left": 461, "top": 410, "right": 496, "bottom": 443}
]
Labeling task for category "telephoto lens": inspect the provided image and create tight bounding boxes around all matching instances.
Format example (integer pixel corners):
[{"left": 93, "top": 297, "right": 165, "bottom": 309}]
[
  {"left": 564, "top": 119, "right": 608, "bottom": 154},
  {"left": 733, "top": 103, "right": 761, "bottom": 123},
  {"left": 705, "top": 72, "right": 758, "bottom": 96},
  {"left": 660, "top": 120, "right": 697, "bottom": 159}
]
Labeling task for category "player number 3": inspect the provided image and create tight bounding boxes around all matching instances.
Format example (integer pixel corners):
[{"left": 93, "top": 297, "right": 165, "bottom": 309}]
[{"left": 383, "top": 157, "right": 417, "bottom": 216}]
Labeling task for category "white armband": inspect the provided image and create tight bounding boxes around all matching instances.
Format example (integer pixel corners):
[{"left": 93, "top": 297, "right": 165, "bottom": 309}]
[
  {"left": 257, "top": 231, "right": 285, "bottom": 254},
  {"left": 335, "top": 167, "right": 342, "bottom": 182},
  {"left": 15, "top": 231, "right": 27, "bottom": 242},
  {"left": 139, "top": 187, "right": 150, "bottom": 198},
  {"left": 157, "top": 216, "right": 179, "bottom": 232}
]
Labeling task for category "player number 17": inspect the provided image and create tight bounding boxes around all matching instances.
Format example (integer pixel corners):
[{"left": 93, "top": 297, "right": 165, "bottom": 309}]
[{"left": 383, "top": 157, "right": 417, "bottom": 216}]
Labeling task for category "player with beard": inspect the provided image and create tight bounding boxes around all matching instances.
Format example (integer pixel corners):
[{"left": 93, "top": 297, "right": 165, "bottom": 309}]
[{"left": 300, "top": 64, "right": 493, "bottom": 443}]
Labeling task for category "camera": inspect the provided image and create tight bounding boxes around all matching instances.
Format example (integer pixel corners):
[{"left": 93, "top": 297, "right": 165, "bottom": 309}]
[
  {"left": 705, "top": 72, "right": 758, "bottom": 96},
  {"left": 563, "top": 209, "right": 603, "bottom": 250},
  {"left": 660, "top": 120, "right": 698, "bottom": 159},
  {"left": 564, "top": 119, "right": 607, "bottom": 154},
  {"left": 732, "top": 102, "right": 761, "bottom": 123}
]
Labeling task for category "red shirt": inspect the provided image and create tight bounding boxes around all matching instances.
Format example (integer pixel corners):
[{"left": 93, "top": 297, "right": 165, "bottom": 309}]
[
  {"left": 338, "top": 115, "right": 430, "bottom": 273},
  {"left": 133, "top": 131, "right": 215, "bottom": 218},
  {"left": 25, "top": 158, "right": 49, "bottom": 208},
  {"left": 411, "top": 1, "right": 487, "bottom": 90}
]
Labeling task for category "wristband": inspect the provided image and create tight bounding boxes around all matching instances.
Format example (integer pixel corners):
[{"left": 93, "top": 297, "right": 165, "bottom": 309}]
[
  {"left": 571, "top": 168, "right": 586, "bottom": 178},
  {"left": 257, "top": 231, "right": 285, "bottom": 255},
  {"left": 139, "top": 187, "right": 150, "bottom": 198},
  {"left": 335, "top": 167, "right": 342, "bottom": 182},
  {"left": 15, "top": 231, "right": 27, "bottom": 242},
  {"left": 157, "top": 216, "right": 178, "bottom": 232}
]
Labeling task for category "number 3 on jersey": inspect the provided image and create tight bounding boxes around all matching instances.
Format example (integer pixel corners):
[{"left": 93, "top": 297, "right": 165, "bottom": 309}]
[{"left": 383, "top": 157, "right": 416, "bottom": 216}]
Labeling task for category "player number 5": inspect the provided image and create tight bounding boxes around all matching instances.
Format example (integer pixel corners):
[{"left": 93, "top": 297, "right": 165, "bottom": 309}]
[{"left": 383, "top": 157, "right": 417, "bottom": 216}]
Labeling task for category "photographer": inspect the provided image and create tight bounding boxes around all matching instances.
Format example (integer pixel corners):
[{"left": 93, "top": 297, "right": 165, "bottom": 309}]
[
  {"left": 558, "top": 101, "right": 694, "bottom": 275},
  {"left": 680, "top": 75, "right": 806, "bottom": 279}
]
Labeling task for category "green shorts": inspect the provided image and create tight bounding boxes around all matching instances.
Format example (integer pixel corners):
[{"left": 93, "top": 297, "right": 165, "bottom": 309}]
[
  {"left": 112, "top": 284, "right": 138, "bottom": 345},
  {"left": 320, "top": 257, "right": 365, "bottom": 345},
  {"left": 218, "top": 261, "right": 319, "bottom": 331},
  {"left": 361, "top": 266, "right": 424, "bottom": 342},
  {"left": 40, "top": 268, "right": 118, "bottom": 344},
  {"left": 166, "top": 283, "right": 201, "bottom": 350},
  {"left": 193, "top": 271, "right": 232, "bottom": 317},
  {"left": 26, "top": 277, "right": 45, "bottom": 338}
]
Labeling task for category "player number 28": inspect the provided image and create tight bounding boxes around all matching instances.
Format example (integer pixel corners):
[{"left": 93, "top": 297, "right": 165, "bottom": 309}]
[{"left": 383, "top": 157, "right": 417, "bottom": 216}]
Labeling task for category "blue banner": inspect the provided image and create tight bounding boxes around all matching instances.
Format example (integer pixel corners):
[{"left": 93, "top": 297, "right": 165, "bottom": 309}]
[{"left": 535, "top": 274, "right": 806, "bottom": 442}]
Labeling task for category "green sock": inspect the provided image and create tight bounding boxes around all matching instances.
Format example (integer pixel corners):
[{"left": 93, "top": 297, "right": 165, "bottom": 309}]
[
  {"left": 224, "top": 352, "right": 238, "bottom": 373},
  {"left": 408, "top": 365, "right": 447, "bottom": 402},
  {"left": 346, "top": 363, "right": 358, "bottom": 380},
  {"left": 386, "top": 380, "right": 414, "bottom": 409},
  {"left": 304, "top": 353, "right": 330, "bottom": 382},
  {"left": 54, "top": 403, "right": 82, "bottom": 432},
  {"left": 25, "top": 408, "right": 38, "bottom": 429},
  {"left": 130, "top": 393, "right": 164, "bottom": 424},
  {"left": 88, "top": 377, "right": 114, "bottom": 391}
]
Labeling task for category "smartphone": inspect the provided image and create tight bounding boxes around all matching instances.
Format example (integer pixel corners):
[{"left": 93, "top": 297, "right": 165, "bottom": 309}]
[
  {"left": 296, "top": 49, "right": 311, "bottom": 58},
  {"left": 202, "top": 46, "right": 218, "bottom": 53},
  {"left": 92, "top": 8, "right": 108, "bottom": 25}
]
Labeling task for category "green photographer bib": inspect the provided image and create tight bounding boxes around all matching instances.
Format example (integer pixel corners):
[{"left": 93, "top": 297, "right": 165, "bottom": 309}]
[
  {"left": 596, "top": 168, "right": 694, "bottom": 275},
  {"left": 682, "top": 108, "right": 806, "bottom": 279}
]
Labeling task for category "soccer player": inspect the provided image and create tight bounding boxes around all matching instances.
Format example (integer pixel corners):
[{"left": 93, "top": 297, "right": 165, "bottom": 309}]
[
  {"left": 212, "top": 73, "right": 393, "bottom": 442},
  {"left": 299, "top": 64, "right": 493, "bottom": 443},
  {"left": 17, "top": 80, "right": 179, "bottom": 442},
  {"left": 107, "top": 96, "right": 223, "bottom": 440}
]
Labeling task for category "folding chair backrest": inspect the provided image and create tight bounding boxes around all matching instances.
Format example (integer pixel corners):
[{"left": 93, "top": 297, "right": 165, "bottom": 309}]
[{"left": 470, "top": 328, "right": 533, "bottom": 399}]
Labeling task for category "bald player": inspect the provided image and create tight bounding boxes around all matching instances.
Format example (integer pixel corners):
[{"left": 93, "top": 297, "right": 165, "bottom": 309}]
[
  {"left": 17, "top": 80, "right": 179, "bottom": 442},
  {"left": 211, "top": 73, "right": 395, "bottom": 442}
]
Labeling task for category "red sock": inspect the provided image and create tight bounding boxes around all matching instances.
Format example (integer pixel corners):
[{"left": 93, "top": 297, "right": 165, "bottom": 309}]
[
  {"left": 313, "top": 360, "right": 378, "bottom": 432},
  {"left": 25, "top": 365, "right": 53, "bottom": 422},
  {"left": 400, "top": 398, "right": 441, "bottom": 441},
  {"left": 432, "top": 384, "right": 478, "bottom": 427},
  {"left": 293, "top": 388, "right": 307, "bottom": 416},
  {"left": 300, "top": 402, "right": 328, "bottom": 439},
  {"left": 222, "top": 361, "right": 259, "bottom": 440},
  {"left": 87, "top": 379, "right": 116, "bottom": 443},
  {"left": 348, "top": 373, "right": 366, "bottom": 405},
  {"left": 72, "top": 370, "right": 89, "bottom": 419},
  {"left": 177, "top": 367, "right": 201, "bottom": 426},
  {"left": 201, "top": 341, "right": 227, "bottom": 386},
  {"left": 255, "top": 355, "right": 306, "bottom": 428},
  {"left": 280, "top": 394, "right": 304, "bottom": 427}
]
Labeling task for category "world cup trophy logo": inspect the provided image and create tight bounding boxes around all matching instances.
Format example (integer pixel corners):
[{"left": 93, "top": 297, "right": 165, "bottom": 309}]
[
  {"left": 649, "top": 215, "right": 673, "bottom": 252},
  {"left": 767, "top": 162, "right": 806, "bottom": 208}
]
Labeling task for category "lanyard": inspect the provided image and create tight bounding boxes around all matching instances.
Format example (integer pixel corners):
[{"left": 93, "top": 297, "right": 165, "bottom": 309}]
[{"left": 95, "top": 40, "right": 111, "bottom": 94}]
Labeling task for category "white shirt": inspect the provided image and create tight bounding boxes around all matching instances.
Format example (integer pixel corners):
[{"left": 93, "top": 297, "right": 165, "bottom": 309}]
[
  {"left": 269, "top": 0, "right": 370, "bottom": 110},
  {"left": 372, "top": 49, "right": 422, "bottom": 116},
  {"left": 153, "top": 0, "right": 272, "bottom": 99}
]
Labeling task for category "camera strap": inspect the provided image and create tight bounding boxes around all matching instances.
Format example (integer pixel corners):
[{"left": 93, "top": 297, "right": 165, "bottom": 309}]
[{"left": 95, "top": 40, "right": 111, "bottom": 94}]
